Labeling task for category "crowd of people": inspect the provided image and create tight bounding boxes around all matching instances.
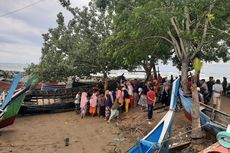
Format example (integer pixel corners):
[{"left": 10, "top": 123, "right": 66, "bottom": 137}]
[
  {"left": 73, "top": 74, "right": 229, "bottom": 123},
  {"left": 74, "top": 74, "right": 173, "bottom": 124},
  {"left": 188, "top": 76, "right": 229, "bottom": 110}
]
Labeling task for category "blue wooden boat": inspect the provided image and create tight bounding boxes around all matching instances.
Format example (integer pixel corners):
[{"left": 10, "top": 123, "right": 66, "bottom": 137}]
[
  {"left": 179, "top": 90, "right": 230, "bottom": 135},
  {"left": 41, "top": 84, "right": 65, "bottom": 91},
  {"left": 127, "top": 79, "right": 180, "bottom": 153}
]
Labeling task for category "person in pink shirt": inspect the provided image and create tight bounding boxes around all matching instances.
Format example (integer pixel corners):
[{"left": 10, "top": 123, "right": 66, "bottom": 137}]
[
  {"left": 89, "top": 90, "right": 98, "bottom": 116},
  {"left": 80, "top": 90, "right": 88, "bottom": 118}
]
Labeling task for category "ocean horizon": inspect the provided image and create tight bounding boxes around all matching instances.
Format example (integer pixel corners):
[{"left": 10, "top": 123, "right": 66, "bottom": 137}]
[{"left": 0, "top": 62, "right": 229, "bottom": 81}]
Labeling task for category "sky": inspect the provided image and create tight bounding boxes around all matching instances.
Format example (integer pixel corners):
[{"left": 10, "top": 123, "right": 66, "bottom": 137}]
[{"left": 0, "top": 0, "right": 90, "bottom": 64}]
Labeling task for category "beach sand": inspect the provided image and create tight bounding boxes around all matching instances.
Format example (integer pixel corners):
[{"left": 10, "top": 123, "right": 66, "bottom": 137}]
[{"left": 0, "top": 96, "right": 229, "bottom": 153}]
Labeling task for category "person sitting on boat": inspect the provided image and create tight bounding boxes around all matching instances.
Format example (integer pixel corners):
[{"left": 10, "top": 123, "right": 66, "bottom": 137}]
[
  {"left": 108, "top": 99, "right": 120, "bottom": 123},
  {"left": 80, "top": 89, "right": 88, "bottom": 118},
  {"left": 74, "top": 91, "right": 81, "bottom": 114},
  {"left": 0, "top": 94, "right": 2, "bottom": 106},
  {"left": 212, "top": 79, "right": 223, "bottom": 110},
  {"left": 0, "top": 90, "right": 7, "bottom": 104},
  {"left": 89, "top": 89, "right": 98, "bottom": 117}
]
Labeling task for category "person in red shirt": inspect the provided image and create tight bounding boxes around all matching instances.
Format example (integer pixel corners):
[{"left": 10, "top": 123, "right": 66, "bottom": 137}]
[{"left": 147, "top": 86, "right": 156, "bottom": 120}]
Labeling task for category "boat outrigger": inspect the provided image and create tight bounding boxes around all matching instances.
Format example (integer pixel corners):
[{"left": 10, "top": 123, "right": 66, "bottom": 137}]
[{"left": 127, "top": 79, "right": 180, "bottom": 153}]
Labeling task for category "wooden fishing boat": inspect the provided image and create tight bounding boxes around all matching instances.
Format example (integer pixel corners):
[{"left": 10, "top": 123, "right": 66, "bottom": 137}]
[
  {"left": 179, "top": 90, "right": 230, "bottom": 134},
  {"left": 0, "top": 78, "right": 23, "bottom": 92},
  {"left": 127, "top": 79, "right": 180, "bottom": 153},
  {"left": 41, "top": 83, "right": 65, "bottom": 91},
  {"left": 0, "top": 74, "right": 34, "bottom": 129},
  {"left": 19, "top": 88, "right": 76, "bottom": 115},
  {"left": 19, "top": 101, "right": 75, "bottom": 115},
  {"left": 199, "top": 142, "right": 230, "bottom": 153}
]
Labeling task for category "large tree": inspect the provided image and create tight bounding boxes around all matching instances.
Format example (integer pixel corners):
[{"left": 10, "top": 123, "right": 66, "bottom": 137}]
[
  {"left": 104, "top": 0, "right": 173, "bottom": 79},
  {"left": 27, "top": 12, "right": 73, "bottom": 82},
  {"left": 59, "top": 0, "right": 122, "bottom": 78}
]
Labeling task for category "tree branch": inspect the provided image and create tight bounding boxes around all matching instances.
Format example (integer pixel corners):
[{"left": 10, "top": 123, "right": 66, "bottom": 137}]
[
  {"left": 168, "top": 30, "right": 182, "bottom": 59},
  {"left": 140, "top": 36, "right": 174, "bottom": 45},
  {"left": 184, "top": 6, "right": 190, "bottom": 32},
  {"left": 191, "top": 1, "right": 215, "bottom": 59},
  {"left": 170, "top": 17, "right": 187, "bottom": 57},
  {"left": 209, "top": 21, "right": 230, "bottom": 36}
]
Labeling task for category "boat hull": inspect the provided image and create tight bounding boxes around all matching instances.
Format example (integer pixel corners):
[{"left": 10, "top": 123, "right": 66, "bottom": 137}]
[
  {"left": 0, "top": 80, "right": 23, "bottom": 92},
  {"left": 199, "top": 142, "right": 230, "bottom": 153},
  {"left": 179, "top": 90, "right": 229, "bottom": 135},
  {"left": 19, "top": 102, "right": 75, "bottom": 114},
  {"left": 0, "top": 91, "right": 26, "bottom": 128},
  {"left": 0, "top": 116, "right": 16, "bottom": 128}
]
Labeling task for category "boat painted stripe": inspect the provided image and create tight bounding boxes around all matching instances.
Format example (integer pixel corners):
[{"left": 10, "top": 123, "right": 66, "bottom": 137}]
[
  {"left": 169, "top": 78, "right": 180, "bottom": 110},
  {"left": 1, "top": 73, "right": 22, "bottom": 110}
]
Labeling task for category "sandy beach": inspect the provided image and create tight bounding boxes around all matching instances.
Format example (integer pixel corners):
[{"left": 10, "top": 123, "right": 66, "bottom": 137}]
[{"left": 0, "top": 96, "right": 229, "bottom": 153}]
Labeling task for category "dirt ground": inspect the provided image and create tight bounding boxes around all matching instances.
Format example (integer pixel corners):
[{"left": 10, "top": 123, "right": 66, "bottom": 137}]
[{"left": 0, "top": 96, "right": 229, "bottom": 153}]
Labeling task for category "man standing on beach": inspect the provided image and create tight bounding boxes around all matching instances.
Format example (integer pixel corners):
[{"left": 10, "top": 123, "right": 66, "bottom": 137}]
[
  {"left": 147, "top": 86, "right": 156, "bottom": 122},
  {"left": 212, "top": 79, "right": 223, "bottom": 110},
  {"left": 207, "top": 77, "right": 215, "bottom": 100}
]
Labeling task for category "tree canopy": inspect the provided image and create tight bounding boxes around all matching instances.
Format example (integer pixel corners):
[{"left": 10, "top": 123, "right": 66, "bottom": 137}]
[{"left": 26, "top": 0, "right": 230, "bottom": 82}]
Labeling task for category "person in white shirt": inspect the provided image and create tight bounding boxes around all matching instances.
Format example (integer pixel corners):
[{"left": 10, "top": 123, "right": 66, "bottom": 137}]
[
  {"left": 212, "top": 79, "right": 223, "bottom": 110},
  {"left": 74, "top": 91, "right": 81, "bottom": 113}
]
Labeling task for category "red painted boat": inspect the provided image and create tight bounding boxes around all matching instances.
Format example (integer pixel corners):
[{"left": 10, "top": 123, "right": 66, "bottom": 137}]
[
  {"left": 199, "top": 142, "right": 230, "bottom": 153},
  {"left": 0, "top": 78, "right": 23, "bottom": 91}
]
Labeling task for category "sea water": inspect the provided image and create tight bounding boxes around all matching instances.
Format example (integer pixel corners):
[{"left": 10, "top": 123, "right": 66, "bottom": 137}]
[
  {"left": 0, "top": 63, "right": 28, "bottom": 72},
  {"left": 0, "top": 62, "right": 229, "bottom": 81}
]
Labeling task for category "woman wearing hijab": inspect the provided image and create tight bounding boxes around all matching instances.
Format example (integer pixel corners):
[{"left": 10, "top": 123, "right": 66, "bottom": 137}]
[
  {"left": 80, "top": 89, "right": 88, "bottom": 118},
  {"left": 105, "top": 90, "right": 112, "bottom": 120},
  {"left": 89, "top": 90, "right": 98, "bottom": 116}
]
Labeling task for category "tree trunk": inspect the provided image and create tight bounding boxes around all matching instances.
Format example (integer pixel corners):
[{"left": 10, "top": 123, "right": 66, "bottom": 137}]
[
  {"left": 152, "top": 63, "right": 157, "bottom": 79},
  {"left": 142, "top": 62, "right": 153, "bottom": 82},
  {"left": 181, "top": 59, "right": 189, "bottom": 94},
  {"left": 191, "top": 71, "right": 204, "bottom": 147},
  {"left": 145, "top": 68, "right": 152, "bottom": 81},
  {"left": 103, "top": 72, "right": 108, "bottom": 90}
]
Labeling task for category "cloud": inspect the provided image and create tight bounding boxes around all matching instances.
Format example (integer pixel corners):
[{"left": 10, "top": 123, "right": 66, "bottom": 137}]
[
  {"left": 0, "top": 43, "right": 41, "bottom": 63},
  {"left": 0, "top": 0, "right": 90, "bottom": 64}
]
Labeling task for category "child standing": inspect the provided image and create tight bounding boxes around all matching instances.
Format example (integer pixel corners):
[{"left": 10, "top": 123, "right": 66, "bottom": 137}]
[{"left": 74, "top": 91, "right": 81, "bottom": 114}]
